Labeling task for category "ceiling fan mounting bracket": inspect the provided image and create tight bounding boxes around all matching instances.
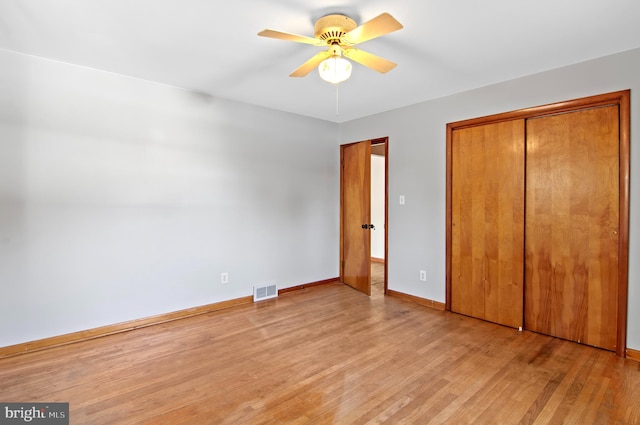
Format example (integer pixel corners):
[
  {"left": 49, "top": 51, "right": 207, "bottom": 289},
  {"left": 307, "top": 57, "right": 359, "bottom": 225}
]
[{"left": 314, "top": 14, "right": 357, "bottom": 45}]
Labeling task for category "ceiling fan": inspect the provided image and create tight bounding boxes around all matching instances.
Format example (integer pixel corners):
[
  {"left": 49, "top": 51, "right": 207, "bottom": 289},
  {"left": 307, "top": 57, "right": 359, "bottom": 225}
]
[{"left": 258, "top": 13, "right": 403, "bottom": 84}]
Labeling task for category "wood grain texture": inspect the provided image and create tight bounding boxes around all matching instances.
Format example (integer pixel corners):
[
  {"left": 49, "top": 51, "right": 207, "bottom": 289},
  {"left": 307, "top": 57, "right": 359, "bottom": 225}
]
[
  {"left": 0, "top": 296, "right": 253, "bottom": 359},
  {"left": 447, "top": 90, "right": 631, "bottom": 131},
  {"left": 525, "top": 106, "right": 619, "bottom": 351},
  {"left": 277, "top": 277, "right": 338, "bottom": 295},
  {"left": 341, "top": 141, "right": 371, "bottom": 295},
  {"left": 446, "top": 90, "right": 630, "bottom": 357},
  {"left": 386, "top": 290, "right": 446, "bottom": 311},
  {"left": 627, "top": 349, "right": 640, "bottom": 362},
  {"left": 451, "top": 120, "right": 525, "bottom": 328},
  {"left": 1, "top": 282, "right": 638, "bottom": 424},
  {"left": 2, "top": 278, "right": 340, "bottom": 359},
  {"left": 617, "top": 90, "right": 631, "bottom": 356},
  {"left": 371, "top": 261, "right": 385, "bottom": 289}
]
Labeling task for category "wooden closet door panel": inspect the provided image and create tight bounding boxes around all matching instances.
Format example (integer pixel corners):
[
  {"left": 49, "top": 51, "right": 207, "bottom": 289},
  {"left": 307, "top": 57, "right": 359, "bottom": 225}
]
[
  {"left": 451, "top": 120, "right": 525, "bottom": 328},
  {"left": 525, "top": 106, "right": 619, "bottom": 350}
]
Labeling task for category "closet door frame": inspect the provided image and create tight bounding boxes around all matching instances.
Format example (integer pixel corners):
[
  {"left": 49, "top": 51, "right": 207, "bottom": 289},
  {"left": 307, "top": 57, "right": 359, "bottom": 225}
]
[{"left": 445, "top": 90, "right": 630, "bottom": 358}]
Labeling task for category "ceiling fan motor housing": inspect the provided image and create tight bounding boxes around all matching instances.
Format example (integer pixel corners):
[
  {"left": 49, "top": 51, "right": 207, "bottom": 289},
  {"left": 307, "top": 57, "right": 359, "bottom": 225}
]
[{"left": 314, "top": 14, "right": 357, "bottom": 44}]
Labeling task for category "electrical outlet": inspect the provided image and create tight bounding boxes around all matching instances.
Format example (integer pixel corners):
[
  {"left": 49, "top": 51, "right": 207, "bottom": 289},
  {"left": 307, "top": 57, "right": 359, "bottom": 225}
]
[
  {"left": 399, "top": 195, "right": 405, "bottom": 205},
  {"left": 221, "top": 272, "right": 229, "bottom": 284},
  {"left": 419, "top": 270, "right": 427, "bottom": 282}
]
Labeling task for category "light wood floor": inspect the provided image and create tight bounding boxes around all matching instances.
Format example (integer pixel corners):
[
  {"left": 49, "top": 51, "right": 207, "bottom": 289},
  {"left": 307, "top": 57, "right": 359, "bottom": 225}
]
[
  {"left": 371, "top": 261, "right": 384, "bottom": 291},
  {"left": 1, "top": 273, "right": 639, "bottom": 424}
]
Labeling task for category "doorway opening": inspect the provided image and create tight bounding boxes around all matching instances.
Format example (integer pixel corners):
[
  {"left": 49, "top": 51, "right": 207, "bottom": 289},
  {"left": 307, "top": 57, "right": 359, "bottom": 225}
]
[
  {"left": 370, "top": 140, "right": 387, "bottom": 297},
  {"left": 340, "top": 137, "right": 388, "bottom": 297}
]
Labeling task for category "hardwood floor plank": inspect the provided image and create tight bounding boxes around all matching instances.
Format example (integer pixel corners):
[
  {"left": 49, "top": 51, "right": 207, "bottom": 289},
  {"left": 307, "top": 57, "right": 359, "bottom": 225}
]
[{"left": 1, "top": 282, "right": 639, "bottom": 424}]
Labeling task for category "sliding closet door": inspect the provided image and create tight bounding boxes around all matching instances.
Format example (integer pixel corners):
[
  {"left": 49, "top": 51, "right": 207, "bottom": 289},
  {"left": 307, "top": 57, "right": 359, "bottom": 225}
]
[
  {"left": 451, "top": 120, "right": 525, "bottom": 328},
  {"left": 525, "top": 106, "right": 619, "bottom": 350}
]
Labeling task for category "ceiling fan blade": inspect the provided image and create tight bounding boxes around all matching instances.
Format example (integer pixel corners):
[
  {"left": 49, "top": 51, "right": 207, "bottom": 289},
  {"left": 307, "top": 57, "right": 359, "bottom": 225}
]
[
  {"left": 343, "top": 48, "right": 397, "bottom": 73},
  {"left": 343, "top": 13, "right": 403, "bottom": 45},
  {"left": 258, "top": 29, "right": 322, "bottom": 45},
  {"left": 290, "top": 51, "right": 332, "bottom": 77}
]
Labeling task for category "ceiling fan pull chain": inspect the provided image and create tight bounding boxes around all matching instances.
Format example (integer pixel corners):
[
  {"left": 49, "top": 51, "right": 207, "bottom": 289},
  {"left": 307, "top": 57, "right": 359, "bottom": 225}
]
[{"left": 336, "top": 83, "right": 339, "bottom": 117}]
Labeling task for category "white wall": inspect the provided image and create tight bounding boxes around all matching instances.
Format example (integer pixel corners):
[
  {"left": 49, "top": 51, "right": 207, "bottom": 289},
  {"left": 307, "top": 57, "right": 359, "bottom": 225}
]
[
  {"left": 340, "top": 47, "right": 640, "bottom": 351},
  {"left": 3, "top": 46, "right": 639, "bottom": 353},
  {"left": 371, "top": 154, "right": 385, "bottom": 260},
  {"left": 0, "top": 50, "right": 340, "bottom": 347}
]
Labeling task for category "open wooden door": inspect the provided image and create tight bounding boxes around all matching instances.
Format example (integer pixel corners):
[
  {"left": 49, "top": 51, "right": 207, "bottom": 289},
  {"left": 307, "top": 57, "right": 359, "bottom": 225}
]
[{"left": 340, "top": 140, "right": 372, "bottom": 295}]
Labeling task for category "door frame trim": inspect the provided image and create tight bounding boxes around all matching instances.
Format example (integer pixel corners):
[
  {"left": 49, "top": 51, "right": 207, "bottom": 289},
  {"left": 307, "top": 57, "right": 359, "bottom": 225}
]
[
  {"left": 445, "top": 90, "right": 630, "bottom": 357},
  {"left": 340, "top": 137, "right": 389, "bottom": 294}
]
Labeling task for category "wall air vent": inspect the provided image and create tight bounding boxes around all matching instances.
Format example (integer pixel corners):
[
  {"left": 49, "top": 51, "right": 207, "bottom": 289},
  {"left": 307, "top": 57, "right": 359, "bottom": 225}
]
[{"left": 253, "top": 283, "right": 278, "bottom": 302}]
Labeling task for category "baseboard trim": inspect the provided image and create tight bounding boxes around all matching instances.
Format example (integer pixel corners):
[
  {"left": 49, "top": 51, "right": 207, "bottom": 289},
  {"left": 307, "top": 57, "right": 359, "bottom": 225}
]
[
  {"left": 387, "top": 290, "right": 446, "bottom": 311},
  {"left": 278, "top": 277, "right": 339, "bottom": 295},
  {"left": 0, "top": 296, "right": 253, "bottom": 359},
  {"left": 626, "top": 348, "right": 640, "bottom": 362},
  {"left": 0, "top": 277, "right": 341, "bottom": 359},
  {"left": 371, "top": 257, "right": 385, "bottom": 264}
]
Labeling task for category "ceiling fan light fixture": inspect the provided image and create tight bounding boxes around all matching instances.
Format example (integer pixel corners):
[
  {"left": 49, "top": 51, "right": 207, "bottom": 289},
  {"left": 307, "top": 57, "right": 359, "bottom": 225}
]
[{"left": 318, "top": 56, "right": 352, "bottom": 84}]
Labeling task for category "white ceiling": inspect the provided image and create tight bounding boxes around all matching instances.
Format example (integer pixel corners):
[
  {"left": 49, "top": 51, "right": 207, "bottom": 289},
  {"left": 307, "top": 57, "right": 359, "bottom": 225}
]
[{"left": 1, "top": 0, "right": 639, "bottom": 123}]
